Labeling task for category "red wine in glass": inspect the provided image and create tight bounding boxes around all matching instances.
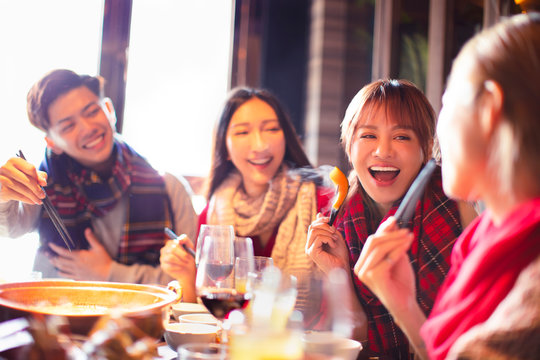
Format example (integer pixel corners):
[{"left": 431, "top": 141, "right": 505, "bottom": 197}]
[
  {"left": 199, "top": 288, "right": 251, "bottom": 320},
  {"left": 196, "top": 235, "right": 254, "bottom": 343}
]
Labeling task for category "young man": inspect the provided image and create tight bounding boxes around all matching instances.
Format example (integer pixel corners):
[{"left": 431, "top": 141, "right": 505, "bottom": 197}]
[{"left": 0, "top": 69, "right": 197, "bottom": 284}]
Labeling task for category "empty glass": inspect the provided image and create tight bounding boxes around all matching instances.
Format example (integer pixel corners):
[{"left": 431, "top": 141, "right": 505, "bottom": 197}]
[
  {"left": 233, "top": 238, "right": 257, "bottom": 294},
  {"left": 253, "top": 256, "right": 273, "bottom": 274}
]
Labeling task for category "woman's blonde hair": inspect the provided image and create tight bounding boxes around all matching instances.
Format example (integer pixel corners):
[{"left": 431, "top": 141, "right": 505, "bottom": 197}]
[{"left": 454, "top": 13, "right": 540, "bottom": 193}]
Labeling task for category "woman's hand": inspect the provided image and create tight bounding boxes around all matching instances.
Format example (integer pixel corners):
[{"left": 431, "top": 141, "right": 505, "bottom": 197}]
[
  {"left": 160, "top": 235, "right": 197, "bottom": 302},
  {"left": 355, "top": 217, "right": 430, "bottom": 359},
  {"left": 0, "top": 157, "right": 47, "bottom": 204},
  {"left": 354, "top": 217, "right": 416, "bottom": 316},
  {"left": 306, "top": 213, "right": 350, "bottom": 274}
]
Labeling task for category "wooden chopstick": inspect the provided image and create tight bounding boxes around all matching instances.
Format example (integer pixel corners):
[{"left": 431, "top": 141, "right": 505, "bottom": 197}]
[{"left": 17, "top": 150, "right": 75, "bottom": 251}]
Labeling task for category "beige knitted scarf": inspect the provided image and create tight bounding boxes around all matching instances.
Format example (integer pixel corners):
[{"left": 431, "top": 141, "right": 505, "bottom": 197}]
[{"left": 206, "top": 167, "right": 322, "bottom": 318}]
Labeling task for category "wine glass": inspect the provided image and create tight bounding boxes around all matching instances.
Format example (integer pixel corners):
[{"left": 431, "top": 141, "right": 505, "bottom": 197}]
[
  {"left": 233, "top": 237, "right": 257, "bottom": 294},
  {"left": 196, "top": 235, "right": 254, "bottom": 342},
  {"left": 236, "top": 256, "right": 273, "bottom": 293},
  {"left": 253, "top": 256, "right": 273, "bottom": 283},
  {"left": 195, "top": 224, "right": 235, "bottom": 266}
]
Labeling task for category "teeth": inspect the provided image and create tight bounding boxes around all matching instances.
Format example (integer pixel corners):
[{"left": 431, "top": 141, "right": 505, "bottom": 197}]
[
  {"left": 249, "top": 158, "right": 271, "bottom": 165},
  {"left": 370, "top": 166, "right": 398, "bottom": 172},
  {"left": 84, "top": 135, "right": 104, "bottom": 149}
]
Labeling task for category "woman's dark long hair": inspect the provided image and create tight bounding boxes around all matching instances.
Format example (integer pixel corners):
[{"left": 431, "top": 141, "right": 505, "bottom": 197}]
[{"left": 205, "top": 87, "right": 312, "bottom": 200}]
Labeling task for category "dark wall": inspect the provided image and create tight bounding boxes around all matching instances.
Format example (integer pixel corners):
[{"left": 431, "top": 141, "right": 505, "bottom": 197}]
[{"left": 259, "top": 0, "right": 311, "bottom": 139}]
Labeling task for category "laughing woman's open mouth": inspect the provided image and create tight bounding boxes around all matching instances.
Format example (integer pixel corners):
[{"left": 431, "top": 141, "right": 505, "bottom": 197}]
[{"left": 369, "top": 166, "right": 400, "bottom": 183}]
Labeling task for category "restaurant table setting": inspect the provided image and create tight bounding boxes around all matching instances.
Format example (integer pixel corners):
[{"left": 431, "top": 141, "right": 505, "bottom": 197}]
[
  {"left": 161, "top": 230, "right": 362, "bottom": 359},
  {"left": 0, "top": 223, "right": 363, "bottom": 359},
  {"left": 0, "top": 279, "right": 179, "bottom": 359},
  {"left": 0, "top": 271, "right": 362, "bottom": 360}
]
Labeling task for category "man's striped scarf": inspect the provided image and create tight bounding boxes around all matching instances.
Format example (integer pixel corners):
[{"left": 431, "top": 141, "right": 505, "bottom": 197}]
[{"left": 38, "top": 139, "right": 173, "bottom": 266}]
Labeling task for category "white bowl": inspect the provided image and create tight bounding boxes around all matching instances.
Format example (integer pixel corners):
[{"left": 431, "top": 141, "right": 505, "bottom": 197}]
[
  {"left": 179, "top": 313, "right": 219, "bottom": 326},
  {"left": 163, "top": 322, "right": 218, "bottom": 351},
  {"left": 336, "top": 338, "right": 363, "bottom": 360},
  {"left": 302, "top": 331, "right": 362, "bottom": 360},
  {"left": 171, "top": 302, "right": 209, "bottom": 321}
]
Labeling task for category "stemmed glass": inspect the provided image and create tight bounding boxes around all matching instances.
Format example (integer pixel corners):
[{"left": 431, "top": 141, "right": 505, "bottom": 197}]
[
  {"left": 196, "top": 235, "right": 254, "bottom": 342},
  {"left": 195, "top": 224, "right": 235, "bottom": 266},
  {"left": 253, "top": 256, "right": 274, "bottom": 283},
  {"left": 236, "top": 256, "right": 273, "bottom": 293}
]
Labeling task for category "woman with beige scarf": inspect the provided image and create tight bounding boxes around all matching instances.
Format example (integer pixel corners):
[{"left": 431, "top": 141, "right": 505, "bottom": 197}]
[{"left": 160, "top": 87, "right": 333, "bottom": 327}]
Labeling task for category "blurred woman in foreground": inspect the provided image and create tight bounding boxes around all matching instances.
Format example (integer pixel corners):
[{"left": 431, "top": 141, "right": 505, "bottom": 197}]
[{"left": 355, "top": 13, "right": 540, "bottom": 360}]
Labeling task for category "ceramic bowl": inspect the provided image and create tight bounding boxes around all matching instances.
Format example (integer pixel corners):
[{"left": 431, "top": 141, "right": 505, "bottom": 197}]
[
  {"left": 302, "top": 331, "right": 362, "bottom": 360},
  {"left": 163, "top": 322, "right": 218, "bottom": 351},
  {"left": 179, "top": 313, "right": 218, "bottom": 326},
  {"left": 170, "top": 302, "right": 209, "bottom": 321}
]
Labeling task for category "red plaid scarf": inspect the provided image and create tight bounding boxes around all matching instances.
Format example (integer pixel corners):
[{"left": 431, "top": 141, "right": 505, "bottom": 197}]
[
  {"left": 421, "top": 197, "right": 540, "bottom": 360},
  {"left": 38, "top": 139, "right": 173, "bottom": 266},
  {"left": 335, "top": 166, "right": 462, "bottom": 359}
]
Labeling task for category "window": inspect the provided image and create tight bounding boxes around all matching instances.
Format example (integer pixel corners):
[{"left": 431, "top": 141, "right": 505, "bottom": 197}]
[
  {"left": 0, "top": 0, "right": 103, "bottom": 280},
  {"left": 122, "top": 0, "right": 234, "bottom": 183}
]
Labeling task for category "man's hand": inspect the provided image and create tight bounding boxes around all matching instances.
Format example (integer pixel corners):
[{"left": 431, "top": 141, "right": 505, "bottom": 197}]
[
  {"left": 49, "top": 228, "right": 113, "bottom": 281},
  {"left": 0, "top": 157, "right": 47, "bottom": 204}
]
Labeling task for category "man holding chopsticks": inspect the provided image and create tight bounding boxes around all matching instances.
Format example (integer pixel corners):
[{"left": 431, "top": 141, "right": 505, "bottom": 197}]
[{"left": 0, "top": 69, "right": 197, "bottom": 285}]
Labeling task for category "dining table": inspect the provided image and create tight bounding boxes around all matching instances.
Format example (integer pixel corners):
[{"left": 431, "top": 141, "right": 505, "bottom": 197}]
[{"left": 156, "top": 342, "right": 178, "bottom": 360}]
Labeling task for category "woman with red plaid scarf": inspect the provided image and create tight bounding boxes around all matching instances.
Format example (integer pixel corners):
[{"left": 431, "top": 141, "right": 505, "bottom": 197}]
[
  {"left": 354, "top": 14, "right": 540, "bottom": 360},
  {"left": 306, "top": 79, "right": 477, "bottom": 359}
]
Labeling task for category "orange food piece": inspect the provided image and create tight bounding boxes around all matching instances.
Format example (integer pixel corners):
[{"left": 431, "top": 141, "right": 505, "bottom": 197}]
[{"left": 329, "top": 167, "right": 349, "bottom": 210}]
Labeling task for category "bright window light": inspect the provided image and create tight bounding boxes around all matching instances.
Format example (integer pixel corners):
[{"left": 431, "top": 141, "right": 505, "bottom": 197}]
[
  {"left": 123, "top": 0, "right": 234, "bottom": 179},
  {"left": 0, "top": 0, "right": 103, "bottom": 280}
]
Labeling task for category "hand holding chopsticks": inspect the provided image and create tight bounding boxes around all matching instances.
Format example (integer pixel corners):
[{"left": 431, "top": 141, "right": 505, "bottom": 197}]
[
  {"left": 164, "top": 227, "right": 196, "bottom": 258},
  {"left": 17, "top": 150, "right": 76, "bottom": 252}
]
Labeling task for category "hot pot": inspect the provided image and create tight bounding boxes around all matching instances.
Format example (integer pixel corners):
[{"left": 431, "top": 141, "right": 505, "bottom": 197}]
[{"left": 0, "top": 280, "right": 178, "bottom": 338}]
